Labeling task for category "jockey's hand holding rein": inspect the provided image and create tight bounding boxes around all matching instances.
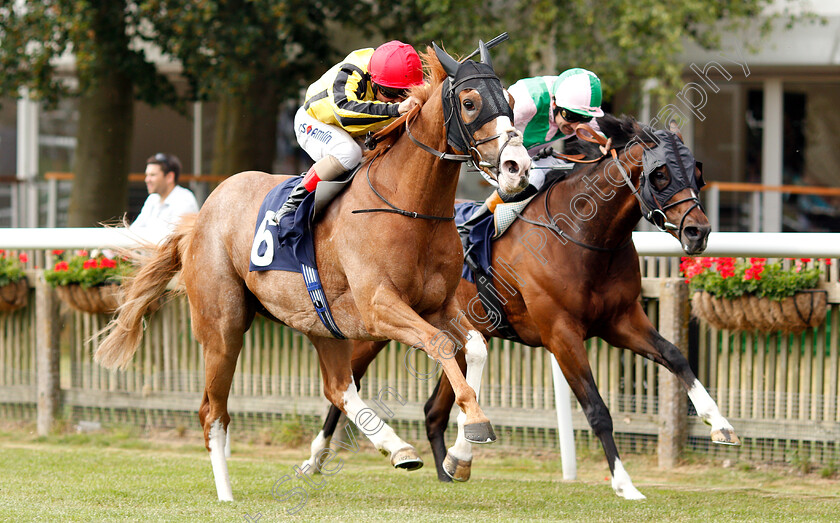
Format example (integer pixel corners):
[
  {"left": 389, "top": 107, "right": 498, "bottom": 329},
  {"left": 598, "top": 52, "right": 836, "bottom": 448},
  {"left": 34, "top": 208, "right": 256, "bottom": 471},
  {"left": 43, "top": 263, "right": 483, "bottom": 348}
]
[{"left": 397, "top": 96, "right": 420, "bottom": 115}]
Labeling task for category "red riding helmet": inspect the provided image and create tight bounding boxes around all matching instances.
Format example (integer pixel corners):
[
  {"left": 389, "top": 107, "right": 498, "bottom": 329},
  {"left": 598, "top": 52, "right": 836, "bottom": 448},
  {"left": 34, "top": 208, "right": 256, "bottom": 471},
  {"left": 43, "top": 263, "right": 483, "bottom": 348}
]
[{"left": 368, "top": 41, "right": 423, "bottom": 89}]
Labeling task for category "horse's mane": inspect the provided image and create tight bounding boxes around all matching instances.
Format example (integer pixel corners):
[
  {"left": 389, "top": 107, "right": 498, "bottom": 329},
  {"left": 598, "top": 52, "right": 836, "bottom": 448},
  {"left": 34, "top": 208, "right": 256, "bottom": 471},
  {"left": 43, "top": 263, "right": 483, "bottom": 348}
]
[
  {"left": 363, "top": 47, "right": 447, "bottom": 159},
  {"left": 565, "top": 113, "right": 659, "bottom": 160}
]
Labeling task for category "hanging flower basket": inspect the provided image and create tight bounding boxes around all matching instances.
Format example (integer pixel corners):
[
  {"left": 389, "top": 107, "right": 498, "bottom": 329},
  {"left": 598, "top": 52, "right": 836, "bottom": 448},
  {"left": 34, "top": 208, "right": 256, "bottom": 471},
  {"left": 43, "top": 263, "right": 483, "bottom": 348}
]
[
  {"left": 45, "top": 250, "right": 133, "bottom": 316},
  {"left": 0, "top": 277, "right": 29, "bottom": 313},
  {"left": 691, "top": 290, "right": 827, "bottom": 334},
  {"left": 684, "top": 257, "right": 830, "bottom": 334},
  {"left": 0, "top": 252, "right": 29, "bottom": 313},
  {"left": 54, "top": 283, "right": 121, "bottom": 315}
]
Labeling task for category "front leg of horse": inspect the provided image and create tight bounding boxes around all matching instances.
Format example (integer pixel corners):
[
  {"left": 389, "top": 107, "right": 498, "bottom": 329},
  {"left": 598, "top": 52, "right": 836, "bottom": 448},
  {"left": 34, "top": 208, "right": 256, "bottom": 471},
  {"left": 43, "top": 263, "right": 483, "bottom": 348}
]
[
  {"left": 546, "top": 330, "right": 646, "bottom": 500},
  {"left": 309, "top": 337, "right": 423, "bottom": 471},
  {"left": 437, "top": 317, "right": 492, "bottom": 482},
  {"left": 367, "top": 293, "right": 495, "bottom": 446},
  {"left": 606, "top": 306, "right": 740, "bottom": 445}
]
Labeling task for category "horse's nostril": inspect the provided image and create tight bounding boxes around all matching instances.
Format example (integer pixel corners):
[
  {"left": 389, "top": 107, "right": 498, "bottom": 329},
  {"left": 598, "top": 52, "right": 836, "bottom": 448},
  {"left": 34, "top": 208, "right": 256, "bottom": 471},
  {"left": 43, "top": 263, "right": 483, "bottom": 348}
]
[
  {"left": 505, "top": 160, "right": 520, "bottom": 175},
  {"left": 684, "top": 227, "right": 700, "bottom": 240}
]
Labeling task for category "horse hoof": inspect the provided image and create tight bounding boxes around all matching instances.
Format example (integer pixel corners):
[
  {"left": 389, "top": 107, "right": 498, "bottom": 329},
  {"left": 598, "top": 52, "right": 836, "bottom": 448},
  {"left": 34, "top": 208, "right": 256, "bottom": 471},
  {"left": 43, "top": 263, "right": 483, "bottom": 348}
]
[
  {"left": 391, "top": 447, "right": 423, "bottom": 471},
  {"left": 615, "top": 485, "right": 646, "bottom": 501},
  {"left": 464, "top": 421, "right": 496, "bottom": 444},
  {"left": 443, "top": 453, "right": 472, "bottom": 482},
  {"left": 711, "top": 428, "right": 741, "bottom": 445},
  {"left": 299, "top": 459, "right": 321, "bottom": 475}
]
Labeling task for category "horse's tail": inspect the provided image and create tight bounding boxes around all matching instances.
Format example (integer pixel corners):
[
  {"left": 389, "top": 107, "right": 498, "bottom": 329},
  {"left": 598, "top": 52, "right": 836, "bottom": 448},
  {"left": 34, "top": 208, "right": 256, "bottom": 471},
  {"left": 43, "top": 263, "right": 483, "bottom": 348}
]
[{"left": 94, "top": 214, "right": 196, "bottom": 370}]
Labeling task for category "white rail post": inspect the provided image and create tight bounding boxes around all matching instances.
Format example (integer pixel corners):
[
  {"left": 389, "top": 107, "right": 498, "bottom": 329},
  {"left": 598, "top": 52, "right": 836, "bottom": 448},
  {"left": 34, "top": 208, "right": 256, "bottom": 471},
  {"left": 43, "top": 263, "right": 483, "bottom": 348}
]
[{"left": 551, "top": 357, "right": 577, "bottom": 480}]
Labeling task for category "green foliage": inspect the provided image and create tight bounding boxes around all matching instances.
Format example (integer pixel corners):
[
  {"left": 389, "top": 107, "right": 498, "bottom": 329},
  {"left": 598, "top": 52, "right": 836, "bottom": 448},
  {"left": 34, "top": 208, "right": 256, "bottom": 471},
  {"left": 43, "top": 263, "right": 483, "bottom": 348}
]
[
  {"left": 819, "top": 460, "right": 837, "bottom": 479},
  {"left": 394, "top": 0, "right": 817, "bottom": 100},
  {"left": 683, "top": 257, "right": 824, "bottom": 300},
  {"left": 0, "top": 0, "right": 179, "bottom": 108},
  {"left": 44, "top": 250, "right": 133, "bottom": 289},
  {"left": 139, "top": 0, "right": 369, "bottom": 103},
  {"left": 0, "top": 251, "right": 26, "bottom": 287}
]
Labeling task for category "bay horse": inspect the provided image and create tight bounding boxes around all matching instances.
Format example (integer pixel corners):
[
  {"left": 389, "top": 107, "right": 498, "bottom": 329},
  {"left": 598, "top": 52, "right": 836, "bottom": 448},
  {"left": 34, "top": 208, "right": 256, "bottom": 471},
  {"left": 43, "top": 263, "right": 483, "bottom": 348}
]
[
  {"left": 94, "top": 43, "right": 532, "bottom": 501},
  {"left": 304, "top": 114, "right": 739, "bottom": 499}
]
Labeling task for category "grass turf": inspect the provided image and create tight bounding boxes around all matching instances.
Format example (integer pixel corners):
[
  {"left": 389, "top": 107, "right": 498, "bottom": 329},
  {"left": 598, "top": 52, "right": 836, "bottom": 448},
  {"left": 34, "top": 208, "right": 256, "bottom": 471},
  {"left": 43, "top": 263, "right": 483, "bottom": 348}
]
[{"left": 0, "top": 426, "right": 838, "bottom": 522}]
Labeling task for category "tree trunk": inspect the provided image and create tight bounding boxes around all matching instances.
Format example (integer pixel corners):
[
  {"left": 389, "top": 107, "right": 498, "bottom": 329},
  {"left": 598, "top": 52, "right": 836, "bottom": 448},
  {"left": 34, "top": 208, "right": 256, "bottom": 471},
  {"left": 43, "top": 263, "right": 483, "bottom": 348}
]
[
  {"left": 212, "top": 76, "right": 279, "bottom": 176},
  {"left": 67, "top": 71, "right": 133, "bottom": 227}
]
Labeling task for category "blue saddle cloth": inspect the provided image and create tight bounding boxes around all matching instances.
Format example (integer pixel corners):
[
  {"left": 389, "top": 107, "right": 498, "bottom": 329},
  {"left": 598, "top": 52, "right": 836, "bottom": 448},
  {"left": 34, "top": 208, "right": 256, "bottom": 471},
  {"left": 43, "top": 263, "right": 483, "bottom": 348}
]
[
  {"left": 454, "top": 202, "right": 494, "bottom": 284},
  {"left": 248, "top": 177, "right": 316, "bottom": 273}
]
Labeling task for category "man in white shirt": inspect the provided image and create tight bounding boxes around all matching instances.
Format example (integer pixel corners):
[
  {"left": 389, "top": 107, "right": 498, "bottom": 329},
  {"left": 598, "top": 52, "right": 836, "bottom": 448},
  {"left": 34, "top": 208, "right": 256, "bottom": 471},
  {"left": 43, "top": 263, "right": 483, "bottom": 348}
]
[{"left": 129, "top": 153, "right": 199, "bottom": 242}]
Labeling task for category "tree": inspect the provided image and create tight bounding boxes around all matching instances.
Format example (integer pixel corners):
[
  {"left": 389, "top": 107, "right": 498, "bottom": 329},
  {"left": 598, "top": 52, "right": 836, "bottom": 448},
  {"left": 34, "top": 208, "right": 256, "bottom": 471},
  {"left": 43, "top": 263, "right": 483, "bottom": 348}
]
[
  {"left": 0, "top": 0, "right": 180, "bottom": 226},
  {"left": 394, "top": 0, "right": 809, "bottom": 104},
  {"left": 141, "top": 0, "right": 372, "bottom": 176}
]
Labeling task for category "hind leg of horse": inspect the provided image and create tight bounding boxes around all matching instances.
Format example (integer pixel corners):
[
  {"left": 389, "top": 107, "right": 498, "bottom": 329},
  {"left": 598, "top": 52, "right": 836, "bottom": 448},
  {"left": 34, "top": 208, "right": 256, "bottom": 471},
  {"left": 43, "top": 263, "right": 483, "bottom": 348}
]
[
  {"left": 546, "top": 330, "right": 646, "bottom": 500},
  {"left": 309, "top": 336, "right": 423, "bottom": 471},
  {"left": 187, "top": 251, "right": 255, "bottom": 501},
  {"left": 604, "top": 303, "right": 739, "bottom": 445},
  {"left": 194, "top": 304, "right": 254, "bottom": 502},
  {"left": 302, "top": 340, "right": 388, "bottom": 473}
]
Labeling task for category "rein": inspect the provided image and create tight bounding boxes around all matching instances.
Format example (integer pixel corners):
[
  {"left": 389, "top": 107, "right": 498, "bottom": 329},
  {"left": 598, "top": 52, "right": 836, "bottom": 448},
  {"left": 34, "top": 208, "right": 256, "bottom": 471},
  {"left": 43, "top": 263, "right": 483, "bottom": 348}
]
[
  {"left": 513, "top": 174, "right": 633, "bottom": 253},
  {"left": 351, "top": 150, "right": 455, "bottom": 221},
  {"left": 526, "top": 124, "right": 703, "bottom": 247}
]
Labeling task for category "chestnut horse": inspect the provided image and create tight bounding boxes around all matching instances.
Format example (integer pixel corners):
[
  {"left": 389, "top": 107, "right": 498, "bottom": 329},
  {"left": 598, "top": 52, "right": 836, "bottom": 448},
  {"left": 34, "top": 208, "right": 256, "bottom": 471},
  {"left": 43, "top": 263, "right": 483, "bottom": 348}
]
[
  {"left": 94, "top": 44, "right": 531, "bottom": 501},
  {"left": 304, "top": 115, "right": 740, "bottom": 499}
]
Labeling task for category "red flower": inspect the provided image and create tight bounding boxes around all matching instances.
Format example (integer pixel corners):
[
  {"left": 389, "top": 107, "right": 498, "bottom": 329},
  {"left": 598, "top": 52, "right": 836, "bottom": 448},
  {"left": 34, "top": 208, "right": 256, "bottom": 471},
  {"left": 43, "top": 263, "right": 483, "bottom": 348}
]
[
  {"left": 83, "top": 259, "right": 98, "bottom": 270},
  {"left": 52, "top": 250, "right": 65, "bottom": 256},
  {"left": 100, "top": 258, "right": 117, "bottom": 269},
  {"left": 825, "top": 259, "right": 833, "bottom": 266},
  {"left": 800, "top": 258, "right": 811, "bottom": 263},
  {"left": 54, "top": 261, "right": 69, "bottom": 271},
  {"left": 716, "top": 257, "right": 736, "bottom": 279},
  {"left": 18, "top": 253, "right": 28, "bottom": 263}
]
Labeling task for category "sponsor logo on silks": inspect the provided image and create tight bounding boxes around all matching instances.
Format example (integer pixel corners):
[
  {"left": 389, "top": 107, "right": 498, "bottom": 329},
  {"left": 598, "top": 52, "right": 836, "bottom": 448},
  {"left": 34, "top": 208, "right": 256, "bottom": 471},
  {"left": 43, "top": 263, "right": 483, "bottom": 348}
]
[{"left": 299, "top": 123, "right": 333, "bottom": 145}]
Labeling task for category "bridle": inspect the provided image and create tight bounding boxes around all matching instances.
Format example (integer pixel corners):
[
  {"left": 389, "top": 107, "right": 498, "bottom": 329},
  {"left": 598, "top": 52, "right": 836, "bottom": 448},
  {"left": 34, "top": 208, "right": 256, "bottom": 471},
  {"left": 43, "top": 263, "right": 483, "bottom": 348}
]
[
  {"left": 355, "top": 51, "right": 519, "bottom": 221},
  {"left": 516, "top": 123, "right": 704, "bottom": 251}
]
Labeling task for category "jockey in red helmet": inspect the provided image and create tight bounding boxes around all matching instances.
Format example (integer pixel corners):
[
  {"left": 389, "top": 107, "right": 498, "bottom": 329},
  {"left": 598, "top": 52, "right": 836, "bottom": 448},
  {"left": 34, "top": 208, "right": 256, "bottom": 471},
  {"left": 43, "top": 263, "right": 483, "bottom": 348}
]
[{"left": 279, "top": 41, "right": 424, "bottom": 219}]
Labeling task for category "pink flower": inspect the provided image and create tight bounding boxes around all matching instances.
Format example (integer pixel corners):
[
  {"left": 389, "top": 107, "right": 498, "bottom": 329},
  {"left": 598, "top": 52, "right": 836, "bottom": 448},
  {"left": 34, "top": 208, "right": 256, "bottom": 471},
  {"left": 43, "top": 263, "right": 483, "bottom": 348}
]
[
  {"left": 18, "top": 253, "right": 28, "bottom": 263},
  {"left": 76, "top": 250, "right": 88, "bottom": 257}
]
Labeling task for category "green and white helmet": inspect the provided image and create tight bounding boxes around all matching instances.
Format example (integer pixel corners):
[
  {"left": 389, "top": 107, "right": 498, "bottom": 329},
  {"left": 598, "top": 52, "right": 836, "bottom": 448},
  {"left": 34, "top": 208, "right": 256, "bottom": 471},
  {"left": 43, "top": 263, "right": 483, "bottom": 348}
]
[{"left": 553, "top": 68, "right": 604, "bottom": 118}]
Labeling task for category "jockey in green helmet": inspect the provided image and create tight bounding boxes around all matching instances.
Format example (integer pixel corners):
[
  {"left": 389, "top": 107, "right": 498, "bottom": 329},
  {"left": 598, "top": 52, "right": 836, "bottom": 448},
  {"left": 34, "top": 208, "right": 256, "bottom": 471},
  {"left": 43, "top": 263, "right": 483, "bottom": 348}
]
[{"left": 459, "top": 68, "right": 605, "bottom": 237}]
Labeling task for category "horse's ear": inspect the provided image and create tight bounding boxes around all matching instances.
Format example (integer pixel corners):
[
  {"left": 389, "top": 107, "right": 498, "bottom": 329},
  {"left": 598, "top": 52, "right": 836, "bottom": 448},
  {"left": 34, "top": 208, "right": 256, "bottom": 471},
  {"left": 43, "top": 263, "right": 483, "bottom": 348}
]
[
  {"left": 669, "top": 119, "right": 684, "bottom": 142},
  {"left": 433, "top": 42, "right": 459, "bottom": 78},
  {"left": 478, "top": 40, "right": 493, "bottom": 69}
]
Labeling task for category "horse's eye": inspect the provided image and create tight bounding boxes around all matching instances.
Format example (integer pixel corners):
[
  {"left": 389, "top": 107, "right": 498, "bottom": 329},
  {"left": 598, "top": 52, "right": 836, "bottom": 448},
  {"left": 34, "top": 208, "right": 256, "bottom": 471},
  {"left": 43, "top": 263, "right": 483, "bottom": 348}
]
[{"left": 463, "top": 99, "right": 475, "bottom": 111}]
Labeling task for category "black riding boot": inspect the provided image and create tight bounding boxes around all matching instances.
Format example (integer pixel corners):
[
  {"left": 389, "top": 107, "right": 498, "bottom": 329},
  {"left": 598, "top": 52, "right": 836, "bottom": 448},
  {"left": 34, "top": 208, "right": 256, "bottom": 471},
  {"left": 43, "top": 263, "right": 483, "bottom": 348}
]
[{"left": 274, "top": 181, "right": 310, "bottom": 222}]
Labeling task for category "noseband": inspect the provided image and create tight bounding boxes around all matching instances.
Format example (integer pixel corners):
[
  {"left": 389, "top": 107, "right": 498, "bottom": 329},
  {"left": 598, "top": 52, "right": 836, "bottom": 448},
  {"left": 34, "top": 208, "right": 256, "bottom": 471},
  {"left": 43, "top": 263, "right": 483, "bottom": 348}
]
[{"left": 405, "top": 62, "right": 517, "bottom": 185}]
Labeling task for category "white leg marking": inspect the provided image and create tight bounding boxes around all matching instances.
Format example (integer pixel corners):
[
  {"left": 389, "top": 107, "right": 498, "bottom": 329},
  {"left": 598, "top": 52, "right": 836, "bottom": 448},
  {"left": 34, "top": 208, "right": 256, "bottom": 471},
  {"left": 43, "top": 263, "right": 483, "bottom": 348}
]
[
  {"left": 208, "top": 418, "right": 234, "bottom": 502},
  {"left": 687, "top": 380, "right": 734, "bottom": 431},
  {"left": 447, "top": 331, "right": 488, "bottom": 461},
  {"left": 611, "top": 458, "right": 645, "bottom": 500},
  {"left": 342, "top": 379, "right": 410, "bottom": 457},
  {"left": 300, "top": 430, "right": 332, "bottom": 474},
  {"left": 225, "top": 426, "right": 231, "bottom": 458}
]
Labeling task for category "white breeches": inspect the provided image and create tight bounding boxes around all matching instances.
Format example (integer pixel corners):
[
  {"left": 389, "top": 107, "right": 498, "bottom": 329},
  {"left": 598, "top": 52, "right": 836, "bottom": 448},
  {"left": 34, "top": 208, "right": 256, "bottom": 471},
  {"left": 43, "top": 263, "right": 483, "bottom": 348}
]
[{"left": 294, "top": 107, "right": 363, "bottom": 170}]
